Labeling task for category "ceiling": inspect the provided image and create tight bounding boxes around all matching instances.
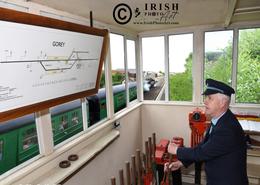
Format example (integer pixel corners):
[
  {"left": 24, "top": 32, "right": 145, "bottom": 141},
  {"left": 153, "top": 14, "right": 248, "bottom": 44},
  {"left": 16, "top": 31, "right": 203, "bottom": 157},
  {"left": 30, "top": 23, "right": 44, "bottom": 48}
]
[{"left": 30, "top": 0, "right": 260, "bottom": 33}]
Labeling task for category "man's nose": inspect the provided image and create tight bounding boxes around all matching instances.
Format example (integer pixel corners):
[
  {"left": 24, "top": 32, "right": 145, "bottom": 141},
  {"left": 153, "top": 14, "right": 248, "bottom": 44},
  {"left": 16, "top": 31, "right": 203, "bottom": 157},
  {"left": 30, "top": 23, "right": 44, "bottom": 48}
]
[{"left": 204, "top": 97, "right": 208, "bottom": 105}]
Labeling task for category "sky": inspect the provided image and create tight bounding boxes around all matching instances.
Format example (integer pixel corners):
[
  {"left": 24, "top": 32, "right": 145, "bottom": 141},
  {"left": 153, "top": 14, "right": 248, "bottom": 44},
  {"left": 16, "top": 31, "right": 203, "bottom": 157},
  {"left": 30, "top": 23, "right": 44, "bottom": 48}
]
[
  {"left": 169, "top": 34, "right": 193, "bottom": 73},
  {"left": 205, "top": 30, "right": 233, "bottom": 52},
  {"left": 110, "top": 30, "right": 233, "bottom": 73}
]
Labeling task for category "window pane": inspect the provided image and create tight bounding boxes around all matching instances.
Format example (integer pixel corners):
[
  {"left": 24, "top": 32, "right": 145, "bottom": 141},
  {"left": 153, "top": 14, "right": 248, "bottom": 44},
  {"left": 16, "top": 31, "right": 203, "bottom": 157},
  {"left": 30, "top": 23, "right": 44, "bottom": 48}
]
[
  {"left": 0, "top": 140, "right": 3, "bottom": 161},
  {"left": 110, "top": 33, "right": 126, "bottom": 112},
  {"left": 169, "top": 34, "right": 193, "bottom": 101},
  {"left": 50, "top": 100, "right": 83, "bottom": 146},
  {"left": 204, "top": 30, "right": 233, "bottom": 85},
  {"left": 142, "top": 36, "right": 165, "bottom": 100},
  {"left": 236, "top": 28, "right": 260, "bottom": 103},
  {"left": 22, "top": 126, "right": 37, "bottom": 150},
  {"left": 127, "top": 39, "right": 137, "bottom": 102},
  {"left": 110, "top": 33, "right": 125, "bottom": 85},
  {"left": 0, "top": 114, "right": 39, "bottom": 174},
  {"left": 87, "top": 64, "right": 107, "bottom": 127}
]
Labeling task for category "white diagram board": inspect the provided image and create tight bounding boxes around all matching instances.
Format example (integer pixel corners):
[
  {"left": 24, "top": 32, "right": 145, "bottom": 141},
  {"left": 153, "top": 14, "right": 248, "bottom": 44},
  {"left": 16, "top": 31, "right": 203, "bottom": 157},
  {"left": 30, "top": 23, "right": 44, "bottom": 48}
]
[{"left": 0, "top": 20, "right": 104, "bottom": 113}]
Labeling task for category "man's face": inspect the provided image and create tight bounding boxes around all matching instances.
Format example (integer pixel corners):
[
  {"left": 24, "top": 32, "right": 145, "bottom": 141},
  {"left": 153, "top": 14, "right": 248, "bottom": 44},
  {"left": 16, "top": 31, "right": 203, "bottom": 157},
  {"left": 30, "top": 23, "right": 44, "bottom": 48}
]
[{"left": 204, "top": 94, "right": 222, "bottom": 118}]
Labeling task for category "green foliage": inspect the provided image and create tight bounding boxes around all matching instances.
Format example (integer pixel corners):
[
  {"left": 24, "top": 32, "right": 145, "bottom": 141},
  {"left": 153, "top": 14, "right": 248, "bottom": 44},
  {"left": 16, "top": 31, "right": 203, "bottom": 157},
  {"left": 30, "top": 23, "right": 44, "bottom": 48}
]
[
  {"left": 204, "top": 42, "right": 232, "bottom": 85},
  {"left": 112, "top": 72, "right": 125, "bottom": 85},
  {"left": 169, "top": 53, "right": 193, "bottom": 101},
  {"left": 100, "top": 71, "right": 105, "bottom": 88},
  {"left": 205, "top": 51, "right": 223, "bottom": 62},
  {"left": 169, "top": 28, "right": 259, "bottom": 103},
  {"left": 236, "top": 29, "right": 260, "bottom": 103},
  {"left": 204, "top": 29, "right": 260, "bottom": 103},
  {"left": 100, "top": 72, "right": 125, "bottom": 88},
  {"left": 103, "top": 30, "right": 259, "bottom": 103},
  {"left": 169, "top": 72, "right": 192, "bottom": 101}
]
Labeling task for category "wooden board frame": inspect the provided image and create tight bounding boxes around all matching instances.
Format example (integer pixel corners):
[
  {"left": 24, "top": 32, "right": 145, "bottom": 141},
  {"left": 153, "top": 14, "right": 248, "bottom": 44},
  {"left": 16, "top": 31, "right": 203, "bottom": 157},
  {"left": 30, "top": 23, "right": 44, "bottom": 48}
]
[{"left": 0, "top": 7, "right": 109, "bottom": 123}]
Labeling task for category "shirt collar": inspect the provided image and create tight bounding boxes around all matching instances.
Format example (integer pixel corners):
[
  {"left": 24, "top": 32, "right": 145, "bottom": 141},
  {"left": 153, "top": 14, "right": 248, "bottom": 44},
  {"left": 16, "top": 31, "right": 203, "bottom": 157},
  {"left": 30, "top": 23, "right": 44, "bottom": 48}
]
[{"left": 211, "top": 111, "right": 226, "bottom": 126}]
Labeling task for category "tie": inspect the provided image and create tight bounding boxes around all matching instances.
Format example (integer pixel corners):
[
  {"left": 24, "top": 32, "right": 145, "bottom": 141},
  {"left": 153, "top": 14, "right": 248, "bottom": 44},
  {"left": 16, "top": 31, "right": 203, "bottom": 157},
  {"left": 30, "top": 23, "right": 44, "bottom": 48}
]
[{"left": 209, "top": 122, "right": 215, "bottom": 134}]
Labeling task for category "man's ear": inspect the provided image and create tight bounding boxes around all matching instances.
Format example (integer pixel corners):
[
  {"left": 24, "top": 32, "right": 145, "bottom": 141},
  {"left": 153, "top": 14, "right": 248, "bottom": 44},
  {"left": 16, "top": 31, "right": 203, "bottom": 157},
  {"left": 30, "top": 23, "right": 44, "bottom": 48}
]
[{"left": 220, "top": 96, "right": 229, "bottom": 109}]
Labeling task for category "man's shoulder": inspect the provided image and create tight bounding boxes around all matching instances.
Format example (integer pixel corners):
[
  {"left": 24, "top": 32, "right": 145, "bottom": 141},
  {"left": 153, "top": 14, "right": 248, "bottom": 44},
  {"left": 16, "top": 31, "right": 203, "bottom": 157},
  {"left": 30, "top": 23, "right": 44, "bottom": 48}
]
[
  {"left": 222, "top": 109, "right": 237, "bottom": 121},
  {"left": 221, "top": 109, "right": 244, "bottom": 131},
  {"left": 218, "top": 109, "right": 241, "bottom": 127}
]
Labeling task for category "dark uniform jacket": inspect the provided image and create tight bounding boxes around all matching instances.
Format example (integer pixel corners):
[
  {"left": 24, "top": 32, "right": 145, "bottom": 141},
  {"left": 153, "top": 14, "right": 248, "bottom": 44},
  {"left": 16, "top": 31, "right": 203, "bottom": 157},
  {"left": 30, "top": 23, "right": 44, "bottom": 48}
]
[{"left": 177, "top": 109, "right": 248, "bottom": 185}]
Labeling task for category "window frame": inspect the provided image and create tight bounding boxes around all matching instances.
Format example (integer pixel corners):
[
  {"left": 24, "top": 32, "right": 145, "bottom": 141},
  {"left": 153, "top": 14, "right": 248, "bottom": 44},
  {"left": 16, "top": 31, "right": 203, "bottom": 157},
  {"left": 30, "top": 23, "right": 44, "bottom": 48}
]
[
  {"left": 141, "top": 35, "right": 166, "bottom": 101},
  {"left": 235, "top": 27, "right": 260, "bottom": 104},
  {"left": 139, "top": 25, "right": 260, "bottom": 107},
  {"left": 109, "top": 32, "right": 139, "bottom": 114}
]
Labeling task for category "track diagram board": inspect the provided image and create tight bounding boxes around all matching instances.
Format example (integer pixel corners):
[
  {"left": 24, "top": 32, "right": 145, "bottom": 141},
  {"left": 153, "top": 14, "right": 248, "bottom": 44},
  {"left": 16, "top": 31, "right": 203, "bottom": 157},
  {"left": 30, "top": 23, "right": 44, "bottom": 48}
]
[{"left": 0, "top": 20, "right": 104, "bottom": 113}]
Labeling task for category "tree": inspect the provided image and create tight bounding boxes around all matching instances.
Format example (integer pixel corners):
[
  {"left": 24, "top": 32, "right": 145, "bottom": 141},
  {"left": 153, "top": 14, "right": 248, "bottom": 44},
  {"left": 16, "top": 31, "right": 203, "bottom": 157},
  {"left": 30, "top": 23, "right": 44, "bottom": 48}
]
[
  {"left": 169, "top": 28, "right": 260, "bottom": 103},
  {"left": 100, "top": 71, "right": 105, "bottom": 88},
  {"left": 204, "top": 29, "right": 260, "bottom": 103},
  {"left": 112, "top": 72, "right": 125, "bottom": 85},
  {"left": 236, "top": 29, "right": 260, "bottom": 103},
  {"left": 169, "top": 53, "right": 192, "bottom": 101},
  {"left": 204, "top": 41, "right": 232, "bottom": 85}
]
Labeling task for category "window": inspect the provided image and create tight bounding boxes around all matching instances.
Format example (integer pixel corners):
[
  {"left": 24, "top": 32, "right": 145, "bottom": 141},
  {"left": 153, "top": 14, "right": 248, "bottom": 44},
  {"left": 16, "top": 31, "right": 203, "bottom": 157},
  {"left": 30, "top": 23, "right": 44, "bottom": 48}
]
[
  {"left": 50, "top": 100, "right": 83, "bottom": 146},
  {"left": 0, "top": 114, "right": 38, "bottom": 175},
  {"left": 110, "top": 33, "right": 125, "bottom": 86},
  {"left": 236, "top": 28, "right": 260, "bottom": 103},
  {"left": 169, "top": 34, "right": 193, "bottom": 101},
  {"left": 99, "top": 66, "right": 106, "bottom": 89},
  {"left": 71, "top": 111, "right": 80, "bottom": 126},
  {"left": 204, "top": 30, "right": 233, "bottom": 85},
  {"left": 142, "top": 36, "right": 165, "bottom": 100},
  {"left": 21, "top": 127, "right": 38, "bottom": 150},
  {"left": 110, "top": 33, "right": 126, "bottom": 112},
  {"left": 18, "top": 122, "right": 39, "bottom": 164},
  {"left": 87, "top": 64, "right": 107, "bottom": 127},
  {"left": 127, "top": 39, "right": 137, "bottom": 102}
]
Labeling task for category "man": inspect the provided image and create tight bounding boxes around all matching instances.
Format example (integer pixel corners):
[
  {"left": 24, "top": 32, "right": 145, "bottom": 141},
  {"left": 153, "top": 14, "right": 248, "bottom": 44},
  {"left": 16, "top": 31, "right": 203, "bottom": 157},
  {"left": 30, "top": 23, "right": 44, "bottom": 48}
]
[{"left": 167, "top": 79, "right": 248, "bottom": 185}]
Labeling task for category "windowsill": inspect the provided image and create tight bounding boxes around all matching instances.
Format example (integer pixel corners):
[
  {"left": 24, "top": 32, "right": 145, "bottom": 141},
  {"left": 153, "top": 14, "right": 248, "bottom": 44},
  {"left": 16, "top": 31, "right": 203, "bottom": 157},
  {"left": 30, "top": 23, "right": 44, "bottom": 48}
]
[
  {"left": 33, "top": 129, "right": 120, "bottom": 185},
  {"left": 142, "top": 100, "right": 260, "bottom": 110},
  {"left": 0, "top": 118, "right": 120, "bottom": 184},
  {"left": 0, "top": 102, "right": 142, "bottom": 185},
  {"left": 230, "top": 103, "right": 260, "bottom": 109},
  {"left": 1, "top": 127, "right": 119, "bottom": 185},
  {"left": 142, "top": 101, "right": 203, "bottom": 107}
]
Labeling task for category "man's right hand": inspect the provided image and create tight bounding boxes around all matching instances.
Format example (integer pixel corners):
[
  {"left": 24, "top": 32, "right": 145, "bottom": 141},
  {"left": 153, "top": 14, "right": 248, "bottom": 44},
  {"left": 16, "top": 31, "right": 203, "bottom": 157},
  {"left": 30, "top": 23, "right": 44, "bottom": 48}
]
[{"left": 164, "top": 160, "right": 183, "bottom": 172}]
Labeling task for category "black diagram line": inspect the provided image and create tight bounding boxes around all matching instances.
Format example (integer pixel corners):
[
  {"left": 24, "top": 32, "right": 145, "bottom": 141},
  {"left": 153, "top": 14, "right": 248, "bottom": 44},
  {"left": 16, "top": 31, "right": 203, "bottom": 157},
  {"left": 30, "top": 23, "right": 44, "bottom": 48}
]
[
  {"left": 0, "top": 50, "right": 99, "bottom": 72},
  {"left": 0, "top": 58, "right": 98, "bottom": 63}
]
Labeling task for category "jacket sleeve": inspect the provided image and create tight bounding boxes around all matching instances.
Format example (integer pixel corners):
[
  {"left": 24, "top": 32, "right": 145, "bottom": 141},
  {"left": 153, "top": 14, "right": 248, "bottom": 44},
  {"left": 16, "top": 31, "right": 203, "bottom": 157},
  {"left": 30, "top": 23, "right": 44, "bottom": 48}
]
[
  {"left": 177, "top": 127, "right": 238, "bottom": 163},
  {"left": 178, "top": 133, "right": 207, "bottom": 167}
]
